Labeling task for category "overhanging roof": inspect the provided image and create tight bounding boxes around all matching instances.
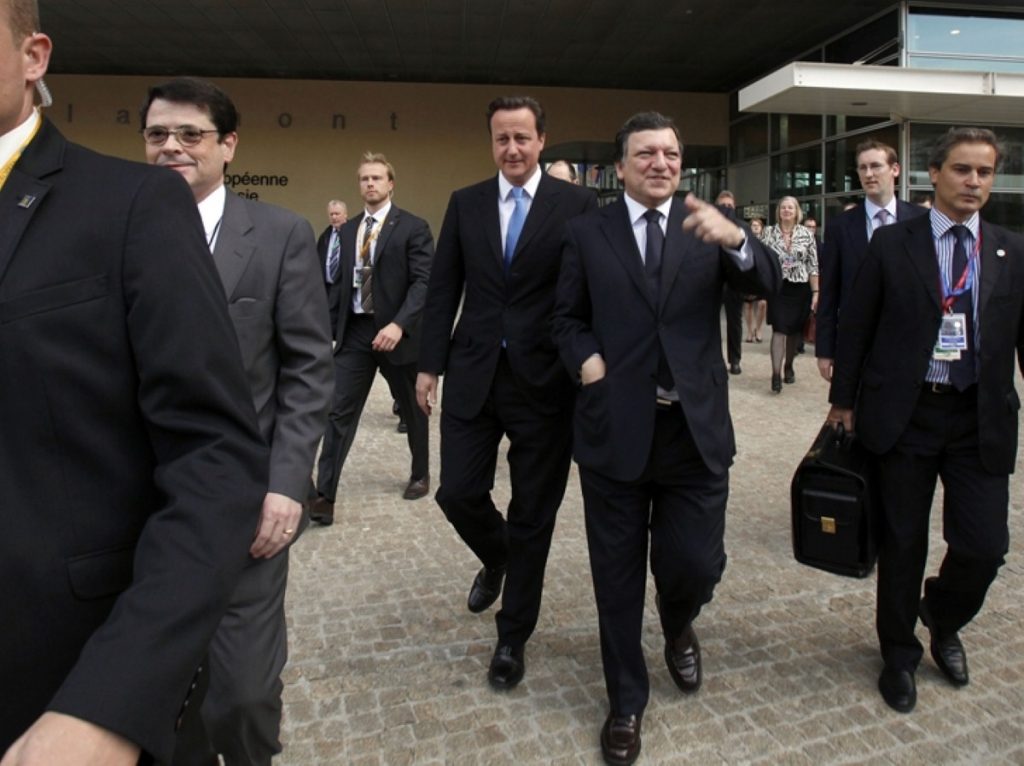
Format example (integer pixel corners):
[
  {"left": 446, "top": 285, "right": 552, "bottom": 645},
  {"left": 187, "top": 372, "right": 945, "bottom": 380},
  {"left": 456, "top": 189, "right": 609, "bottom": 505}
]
[{"left": 739, "top": 62, "right": 1024, "bottom": 123}]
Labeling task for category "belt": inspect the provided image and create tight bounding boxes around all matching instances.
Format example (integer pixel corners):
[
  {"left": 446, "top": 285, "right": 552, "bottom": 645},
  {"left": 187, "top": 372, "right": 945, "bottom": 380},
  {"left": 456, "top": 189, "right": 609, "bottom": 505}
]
[
  {"left": 923, "top": 382, "right": 973, "bottom": 395},
  {"left": 656, "top": 396, "right": 680, "bottom": 410}
]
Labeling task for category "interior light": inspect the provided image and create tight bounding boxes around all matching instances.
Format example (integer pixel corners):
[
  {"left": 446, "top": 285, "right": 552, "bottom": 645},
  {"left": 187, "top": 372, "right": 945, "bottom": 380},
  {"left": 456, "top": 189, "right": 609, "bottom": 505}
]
[{"left": 950, "top": 29, "right": 961, "bottom": 35}]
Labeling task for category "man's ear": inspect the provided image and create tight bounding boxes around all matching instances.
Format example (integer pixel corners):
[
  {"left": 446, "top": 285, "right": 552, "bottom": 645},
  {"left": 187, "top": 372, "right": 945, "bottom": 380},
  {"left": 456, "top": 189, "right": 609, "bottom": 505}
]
[{"left": 22, "top": 32, "right": 53, "bottom": 86}]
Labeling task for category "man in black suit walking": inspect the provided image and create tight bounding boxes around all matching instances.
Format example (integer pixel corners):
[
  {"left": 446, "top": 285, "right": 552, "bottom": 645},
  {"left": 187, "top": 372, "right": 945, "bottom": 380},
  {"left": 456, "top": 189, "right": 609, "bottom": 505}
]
[
  {"left": 553, "top": 111, "right": 780, "bottom": 765},
  {"left": 828, "top": 127, "right": 1024, "bottom": 714},
  {"left": 417, "top": 96, "right": 597, "bottom": 691},
  {"left": 316, "top": 198, "right": 348, "bottom": 333},
  {"left": 816, "top": 139, "right": 926, "bottom": 380},
  {"left": 312, "top": 152, "right": 434, "bottom": 524}
]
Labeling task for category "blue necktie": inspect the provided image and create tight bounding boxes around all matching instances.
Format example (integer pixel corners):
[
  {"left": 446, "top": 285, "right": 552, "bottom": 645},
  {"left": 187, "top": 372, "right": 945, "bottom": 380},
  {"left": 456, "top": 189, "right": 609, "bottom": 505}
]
[
  {"left": 327, "top": 229, "right": 340, "bottom": 283},
  {"left": 948, "top": 225, "right": 976, "bottom": 391},
  {"left": 504, "top": 187, "right": 527, "bottom": 272}
]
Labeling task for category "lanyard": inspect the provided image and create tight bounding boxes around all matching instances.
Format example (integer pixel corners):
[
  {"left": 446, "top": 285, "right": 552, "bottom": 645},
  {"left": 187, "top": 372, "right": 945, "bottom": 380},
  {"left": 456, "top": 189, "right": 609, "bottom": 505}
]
[{"left": 939, "top": 229, "right": 981, "bottom": 314}]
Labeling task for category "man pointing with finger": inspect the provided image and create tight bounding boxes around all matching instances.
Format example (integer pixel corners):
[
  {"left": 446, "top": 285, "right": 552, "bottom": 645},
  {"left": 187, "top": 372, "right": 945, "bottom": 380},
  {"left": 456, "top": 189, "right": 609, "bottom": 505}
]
[{"left": 553, "top": 111, "right": 780, "bottom": 765}]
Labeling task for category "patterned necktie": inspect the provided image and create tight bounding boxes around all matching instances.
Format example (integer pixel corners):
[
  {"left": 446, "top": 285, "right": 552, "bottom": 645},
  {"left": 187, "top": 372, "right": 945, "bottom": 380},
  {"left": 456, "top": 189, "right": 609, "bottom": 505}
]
[
  {"left": 359, "top": 216, "right": 376, "bottom": 313},
  {"left": 504, "top": 187, "right": 527, "bottom": 272},
  {"left": 871, "top": 208, "right": 891, "bottom": 240},
  {"left": 948, "top": 224, "right": 976, "bottom": 390},
  {"left": 327, "top": 229, "right": 340, "bottom": 283},
  {"left": 643, "top": 209, "right": 673, "bottom": 390}
]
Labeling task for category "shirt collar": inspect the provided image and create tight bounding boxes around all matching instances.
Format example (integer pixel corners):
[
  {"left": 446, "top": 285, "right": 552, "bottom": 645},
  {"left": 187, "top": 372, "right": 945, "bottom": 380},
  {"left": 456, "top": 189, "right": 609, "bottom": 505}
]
[
  {"left": 0, "top": 108, "right": 41, "bottom": 170},
  {"left": 863, "top": 196, "right": 897, "bottom": 223},
  {"left": 363, "top": 200, "right": 391, "bottom": 225},
  {"left": 498, "top": 165, "right": 542, "bottom": 201},
  {"left": 930, "top": 207, "right": 980, "bottom": 241},
  {"left": 197, "top": 184, "right": 227, "bottom": 243},
  {"left": 623, "top": 192, "right": 673, "bottom": 226}
]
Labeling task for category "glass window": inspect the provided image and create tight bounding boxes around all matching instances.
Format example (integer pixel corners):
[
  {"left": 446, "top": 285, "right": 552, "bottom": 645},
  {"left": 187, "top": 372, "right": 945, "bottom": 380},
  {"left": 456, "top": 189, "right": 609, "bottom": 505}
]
[
  {"left": 825, "top": 10, "right": 899, "bottom": 65},
  {"left": 908, "top": 123, "right": 1024, "bottom": 190},
  {"left": 730, "top": 115, "right": 768, "bottom": 162},
  {"left": 907, "top": 11, "right": 1024, "bottom": 73},
  {"left": 826, "top": 115, "right": 892, "bottom": 137},
  {"left": 824, "top": 126, "right": 900, "bottom": 195},
  {"left": 771, "top": 114, "right": 821, "bottom": 152},
  {"left": 770, "top": 146, "right": 822, "bottom": 199},
  {"left": 983, "top": 193, "right": 1024, "bottom": 235}
]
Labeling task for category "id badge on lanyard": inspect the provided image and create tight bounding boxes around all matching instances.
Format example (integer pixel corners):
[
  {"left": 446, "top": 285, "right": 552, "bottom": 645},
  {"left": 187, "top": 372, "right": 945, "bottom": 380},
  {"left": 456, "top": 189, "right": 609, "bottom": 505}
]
[{"left": 932, "top": 231, "right": 979, "bottom": 362}]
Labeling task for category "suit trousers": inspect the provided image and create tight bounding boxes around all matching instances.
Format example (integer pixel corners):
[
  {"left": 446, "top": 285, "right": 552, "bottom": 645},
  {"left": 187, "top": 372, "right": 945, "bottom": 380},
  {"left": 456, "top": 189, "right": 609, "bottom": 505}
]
[
  {"left": 723, "top": 284, "right": 744, "bottom": 365},
  {"left": 173, "top": 550, "right": 290, "bottom": 765},
  {"left": 875, "top": 386, "right": 1009, "bottom": 671},
  {"left": 316, "top": 313, "right": 429, "bottom": 501},
  {"left": 436, "top": 351, "right": 572, "bottom": 647},
  {"left": 580, "top": 403, "right": 728, "bottom": 716}
]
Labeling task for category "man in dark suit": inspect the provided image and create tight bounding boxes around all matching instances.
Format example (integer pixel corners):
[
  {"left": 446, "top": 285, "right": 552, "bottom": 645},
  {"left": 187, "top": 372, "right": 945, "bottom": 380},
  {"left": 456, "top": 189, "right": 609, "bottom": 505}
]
[
  {"left": 828, "top": 127, "right": 1024, "bottom": 714},
  {"left": 816, "top": 139, "right": 926, "bottom": 380},
  {"left": 416, "top": 96, "right": 597, "bottom": 691},
  {"left": 1, "top": 7, "right": 268, "bottom": 763},
  {"left": 311, "top": 152, "right": 434, "bottom": 524},
  {"left": 316, "top": 198, "right": 348, "bottom": 333},
  {"left": 553, "top": 111, "right": 780, "bottom": 765},
  {"left": 142, "top": 77, "right": 333, "bottom": 764}
]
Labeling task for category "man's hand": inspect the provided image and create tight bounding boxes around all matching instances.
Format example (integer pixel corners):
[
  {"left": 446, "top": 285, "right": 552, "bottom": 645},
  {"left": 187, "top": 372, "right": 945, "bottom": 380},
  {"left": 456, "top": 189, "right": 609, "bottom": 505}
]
[
  {"left": 826, "top": 405, "right": 855, "bottom": 434},
  {"left": 416, "top": 372, "right": 438, "bottom": 416},
  {"left": 371, "top": 322, "right": 403, "bottom": 353},
  {"left": 817, "top": 357, "right": 833, "bottom": 382},
  {"left": 580, "top": 354, "right": 606, "bottom": 386},
  {"left": 249, "top": 492, "right": 302, "bottom": 559},
  {"left": 1, "top": 712, "right": 139, "bottom": 766},
  {"left": 681, "top": 193, "right": 744, "bottom": 249}
]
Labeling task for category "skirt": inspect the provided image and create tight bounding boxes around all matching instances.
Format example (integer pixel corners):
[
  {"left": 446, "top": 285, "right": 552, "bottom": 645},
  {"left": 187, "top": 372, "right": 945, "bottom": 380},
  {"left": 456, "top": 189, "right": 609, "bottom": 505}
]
[{"left": 767, "top": 279, "right": 811, "bottom": 335}]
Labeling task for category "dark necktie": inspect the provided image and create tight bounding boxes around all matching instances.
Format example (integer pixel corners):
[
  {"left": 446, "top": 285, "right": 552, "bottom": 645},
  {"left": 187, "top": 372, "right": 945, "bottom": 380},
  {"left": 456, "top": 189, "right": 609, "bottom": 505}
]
[
  {"left": 644, "top": 209, "right": 674, "bottom": 390},
  {"left": 327, "top": 229, "right": 340, "bottom": 283},
  {"left": 948, "top": 224, "right": 976, "bottom": 390},
  {"left": 359, "top": 216, "right": 376, "bottom": 313}
]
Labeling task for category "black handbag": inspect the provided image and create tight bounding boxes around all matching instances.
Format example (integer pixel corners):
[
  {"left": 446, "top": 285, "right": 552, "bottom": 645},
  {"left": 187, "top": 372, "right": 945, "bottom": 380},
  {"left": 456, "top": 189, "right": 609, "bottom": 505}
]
[{"left": 790, "top": 422, "right": 878, "bottom": 578}]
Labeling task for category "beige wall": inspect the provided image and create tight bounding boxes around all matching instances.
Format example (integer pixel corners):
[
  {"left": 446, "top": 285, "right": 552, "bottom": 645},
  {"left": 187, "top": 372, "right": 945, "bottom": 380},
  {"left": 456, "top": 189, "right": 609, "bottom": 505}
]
[{"left": 46, "top": 74, "right": 728, "bottom": 235}]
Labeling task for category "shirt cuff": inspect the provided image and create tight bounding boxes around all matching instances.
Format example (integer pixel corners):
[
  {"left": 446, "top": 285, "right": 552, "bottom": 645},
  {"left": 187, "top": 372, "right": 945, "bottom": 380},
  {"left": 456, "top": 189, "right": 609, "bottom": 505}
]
[{"left": 723, "top": 232, "right": 754, "bottom": 271}]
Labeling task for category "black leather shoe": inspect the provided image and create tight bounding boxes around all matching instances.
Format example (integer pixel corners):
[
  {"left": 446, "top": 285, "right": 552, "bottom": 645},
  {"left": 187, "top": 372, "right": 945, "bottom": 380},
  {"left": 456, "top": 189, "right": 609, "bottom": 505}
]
[
  {"left": 396, "top": 418, "right": 408, "bottom": 433},
  {"left": 402, "top": 475, "right": 429, "bottom": 500},
  {"left": 665, "top": 625, "right": 702, "bottom": 693},
  {"left": 392, "top": 400, "right": 401, "bottom": 416},
  {"left": 467, "top": 565, "right": 505, "bottom": 613},
  {"left": 920, "top": 600, "right": 969, "bottom": 686},
  {"left": 309, "top": 496, "right": 334, "bottom": 526},
  {"left": 878, "top": 666, "right": 916, "bottom": 713},
  {"left": 771, "top": 374, "right": 782, "bottom": 393},
  {"left": 487, "top": 644, "right": 525, "bottom": 690},
  {"left": 600, "top": 713, "right": 641, "bottom": 766},
  {"left": 729, "top": 362, "right": 741, "bottom": 375},
  {"left": 783, "top": 366, "right": 795, "bottom": 384}
]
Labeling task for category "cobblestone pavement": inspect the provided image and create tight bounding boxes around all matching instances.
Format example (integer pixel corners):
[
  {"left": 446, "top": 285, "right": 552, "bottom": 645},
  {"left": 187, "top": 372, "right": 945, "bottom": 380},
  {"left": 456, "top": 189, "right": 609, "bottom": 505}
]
[{"left": 281, "top": 332, "right": 1024, "bottom": 765}]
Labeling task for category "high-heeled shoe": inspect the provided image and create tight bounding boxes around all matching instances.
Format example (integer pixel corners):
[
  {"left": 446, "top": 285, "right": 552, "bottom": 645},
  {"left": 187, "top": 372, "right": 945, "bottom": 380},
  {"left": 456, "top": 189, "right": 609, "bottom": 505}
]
[{"left": 771, "top": 374, "right": 782, "bottom": 393}]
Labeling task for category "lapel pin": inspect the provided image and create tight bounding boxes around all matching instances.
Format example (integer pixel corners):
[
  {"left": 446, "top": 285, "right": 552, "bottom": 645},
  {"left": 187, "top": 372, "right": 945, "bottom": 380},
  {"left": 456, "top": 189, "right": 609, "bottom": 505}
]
[
  {"left": 17, "top": 195, "right": 36, "bottom": 208},
  {"left": 996, "top": 249, "right": 1006, "bottom": 258}
]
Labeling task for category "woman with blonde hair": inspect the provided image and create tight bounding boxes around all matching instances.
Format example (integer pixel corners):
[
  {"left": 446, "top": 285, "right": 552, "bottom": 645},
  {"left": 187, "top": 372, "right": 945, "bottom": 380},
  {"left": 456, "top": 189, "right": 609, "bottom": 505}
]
[{"left": 762, "top": 197, "right": 818, "bottom": 393}]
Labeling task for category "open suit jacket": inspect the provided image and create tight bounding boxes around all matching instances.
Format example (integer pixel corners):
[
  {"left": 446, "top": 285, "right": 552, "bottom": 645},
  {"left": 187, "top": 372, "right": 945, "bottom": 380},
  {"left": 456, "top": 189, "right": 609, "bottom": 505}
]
[
  {"left": 316, "top": 223, "right": 342, "bottom": 338},
  {"left": 213, "top": 192, "right": 333, "bottom": 503},
  {"left": 334, "top": 205, "right": 433, "bottom": 366},
  {"left": 419, "top": 173, "right": 597, "bottom": 416},
  {"left": 553, "top": 195, "right": 782, "bottom": 481},
  {"left": 816, "top": 199, "right": 925, "bottom": 359},
  {"left": 830, "top": 213, "right": 1024, "bottom": 474},
  {"left": 0, "top": 119, "right": 269, "bottom": 762}
]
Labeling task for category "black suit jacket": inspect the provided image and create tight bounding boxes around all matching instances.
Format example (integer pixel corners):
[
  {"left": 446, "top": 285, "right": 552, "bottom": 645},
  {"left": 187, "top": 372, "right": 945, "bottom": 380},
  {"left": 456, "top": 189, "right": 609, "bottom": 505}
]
[
  {"left": 553, "top": 196, "right": 782, "bottom": 480},
  {"left": 830, "top": 213, "right": 1024, "bottom": 474},
  {"left": 0, "top": 120, "right": 268, "bottom": 760},
  {"left": 816, "top": 199, "right": 926, "bottom": 358},
  {"left": 316, "top": 223, "right": 343, "bottom": 337},
  {"left": 335, "top": 205, "right": 434, "bottom": 367},
  {"left": 420, "top": 173, "right": 597, "bottom": 417}
]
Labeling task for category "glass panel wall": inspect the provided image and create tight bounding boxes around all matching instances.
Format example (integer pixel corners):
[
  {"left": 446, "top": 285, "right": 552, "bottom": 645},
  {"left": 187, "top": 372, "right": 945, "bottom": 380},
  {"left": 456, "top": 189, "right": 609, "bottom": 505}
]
[{"left": 907, "top": 10, "right": 1024, "bottom": 73}]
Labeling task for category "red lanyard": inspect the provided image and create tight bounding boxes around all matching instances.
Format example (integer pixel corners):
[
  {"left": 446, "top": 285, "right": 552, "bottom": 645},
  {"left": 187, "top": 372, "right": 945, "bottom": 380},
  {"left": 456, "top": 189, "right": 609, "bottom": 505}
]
[{"left": 939, "top": 229, "right": 980, "bottom": 314}]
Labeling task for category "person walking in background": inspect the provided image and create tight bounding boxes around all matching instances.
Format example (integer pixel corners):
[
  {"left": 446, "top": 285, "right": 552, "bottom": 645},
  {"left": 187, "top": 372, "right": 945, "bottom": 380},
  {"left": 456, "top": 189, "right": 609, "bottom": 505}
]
[{"left": 744, "top": 217, "right": 768, "bottom": 343}]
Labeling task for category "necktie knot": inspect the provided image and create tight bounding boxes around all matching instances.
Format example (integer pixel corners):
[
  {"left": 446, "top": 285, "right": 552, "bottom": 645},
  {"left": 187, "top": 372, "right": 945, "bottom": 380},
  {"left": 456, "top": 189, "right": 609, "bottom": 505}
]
[
  {"left": 950, "top": 224, "right": 969, "bottom": 245},
  {"left": 511, "top": 186, "right": 525, "bottom": 202},
  {"left": 644, "top": 209, "right": 661, "bottom": 225},
  {"left": 874, "top": 208, "right": 891, "bottom": 227}
]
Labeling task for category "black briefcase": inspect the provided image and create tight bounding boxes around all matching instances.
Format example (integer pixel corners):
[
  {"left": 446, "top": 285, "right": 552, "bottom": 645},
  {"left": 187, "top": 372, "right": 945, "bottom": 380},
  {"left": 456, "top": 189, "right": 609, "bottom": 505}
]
[{"left": 790, "top": 423, "right": 878, "bottom": 578}]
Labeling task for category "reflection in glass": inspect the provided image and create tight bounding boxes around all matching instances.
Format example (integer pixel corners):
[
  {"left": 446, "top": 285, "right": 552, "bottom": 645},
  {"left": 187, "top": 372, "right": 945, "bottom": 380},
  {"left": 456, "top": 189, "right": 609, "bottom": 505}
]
[
  {"left": 824, "top": 126, "right": 899, "bottom": 195},
  {"left": 770, "top": 147, "right": 822, "bottom": 199}
]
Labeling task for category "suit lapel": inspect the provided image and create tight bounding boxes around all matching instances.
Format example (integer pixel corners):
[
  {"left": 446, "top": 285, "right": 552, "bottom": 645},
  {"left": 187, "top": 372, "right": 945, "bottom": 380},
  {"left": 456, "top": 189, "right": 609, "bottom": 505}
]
[
  {"left": 600, "top": 198, "right": 654, "bottom": 310},
  {"left": 852, "top": 203, "right": 869, "bottom": 256},
  {"left": 212, "top": 192, "right": 256, "bottom": 299},
  {"left": 373, "top": 207, "right": 399, "bottom": 260},
  {"left": 659, "top": 198, "right": 694, "bottom": 308},
  {"left": 978, "top": 220, "right": 1005, "bottom": 322},
  {"left": 513, "top": 175, "right": 557, "bottom": 261},
  {"left": 904, "top": 216, "right": 941, "bottom": 313},
  {"left": 480, "top": 179, "right": 503, "bottom": 268}
]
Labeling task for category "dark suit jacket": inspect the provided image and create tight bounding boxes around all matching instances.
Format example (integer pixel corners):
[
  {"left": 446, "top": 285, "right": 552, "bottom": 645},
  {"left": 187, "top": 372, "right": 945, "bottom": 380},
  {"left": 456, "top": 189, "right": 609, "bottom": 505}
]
[
  {"left": 214, "top": 192, "right": 333, "bottom": 502},
  {"left": 816, "top": 199, "right": 926, "bottom": 358},
  {"left": 553, "top": 196, "right": 781, "bottom": 481},
  {"left": 420, "top": 173, "right": 597, "bottom": 417},
  {"left": 0, "top": 119, "right": 269, "bottom": 761},
  {"left": 316, "top": 223, "right": 342, "bottom": 337},
  {"left": 830, "top": 213, "right": 1024, "bottom": 474},
  {"left": 334, "top": 205, "right": 434, "bottom": 367}
]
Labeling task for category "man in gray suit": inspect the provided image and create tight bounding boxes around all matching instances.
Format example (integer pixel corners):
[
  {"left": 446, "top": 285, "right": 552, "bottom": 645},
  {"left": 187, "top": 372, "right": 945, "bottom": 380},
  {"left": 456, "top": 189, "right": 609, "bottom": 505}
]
[{"left": 142, "top": 77, "right": 333, "bottom": 765}]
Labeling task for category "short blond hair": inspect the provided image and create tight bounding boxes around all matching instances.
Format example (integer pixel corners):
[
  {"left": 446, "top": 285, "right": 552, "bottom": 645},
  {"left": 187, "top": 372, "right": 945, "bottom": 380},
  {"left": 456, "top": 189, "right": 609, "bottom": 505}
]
[{"left": 359, "top": 152, "right": 395, "bottom": 182}]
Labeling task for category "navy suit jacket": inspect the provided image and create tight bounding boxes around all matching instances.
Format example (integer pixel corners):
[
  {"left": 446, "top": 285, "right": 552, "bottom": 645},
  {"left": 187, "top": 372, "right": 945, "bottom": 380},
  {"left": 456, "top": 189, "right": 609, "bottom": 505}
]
[
  {"left": 316, "top": 223, "right": 343, "bottom": 337},
  {"left": 816, "top": 199, "right": 926, "bottom": 359}
]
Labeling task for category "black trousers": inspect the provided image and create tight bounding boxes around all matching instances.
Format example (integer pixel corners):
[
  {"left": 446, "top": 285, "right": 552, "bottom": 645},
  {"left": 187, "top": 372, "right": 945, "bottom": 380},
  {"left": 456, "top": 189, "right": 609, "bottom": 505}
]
[
  {"left": 580, "top": 403, "right": 727, "bottom": 716},
  {"left": 723, "top": 285, "right": 744, "bottom": 365},
  {"left": 436, "top": 351, "right": 572, "bottom": 648},
  {"left": 315, "top": 314, "right": 429, "bottom": 501},
  {"left": 875, "top": 386, "right": 1009, "bottom": 671}
]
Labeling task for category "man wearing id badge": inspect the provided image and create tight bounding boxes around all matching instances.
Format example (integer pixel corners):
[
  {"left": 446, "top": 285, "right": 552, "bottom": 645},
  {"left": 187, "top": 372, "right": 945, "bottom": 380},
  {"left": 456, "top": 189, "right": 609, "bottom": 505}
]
[{"left": 827, "top": 127, "right": 1024, "bottom": 715}]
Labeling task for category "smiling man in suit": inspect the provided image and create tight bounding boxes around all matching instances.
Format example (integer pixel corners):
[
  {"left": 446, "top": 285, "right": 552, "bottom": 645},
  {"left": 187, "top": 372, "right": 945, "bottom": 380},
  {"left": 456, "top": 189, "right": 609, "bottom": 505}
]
[
  {"left": 816, "top": 139, "right": 926, "bottom": 381},
  {"left": 828, "top": 127, "right": 1024, "bottom": 714},
  {"left": 142, "top": 77, "right": 333, "bottom": 764},
  {"left": 1, "top": 5, "right": 269, "bottom": 764},
  {"left": 417, "top": 96, "right": 597, "bottom": 692},
  {"left": 553, "top": 111, "right": 780, "bottom": 765},
  {"left": 310, "top": 152, "right": 434, "bottom": 524}
]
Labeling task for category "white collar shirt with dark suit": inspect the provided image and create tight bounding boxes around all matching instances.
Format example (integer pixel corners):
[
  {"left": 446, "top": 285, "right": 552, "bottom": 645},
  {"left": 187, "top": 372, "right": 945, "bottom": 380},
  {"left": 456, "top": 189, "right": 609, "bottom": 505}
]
[{"left": 0, "top": 116, "right": 269, "bottom": 762}]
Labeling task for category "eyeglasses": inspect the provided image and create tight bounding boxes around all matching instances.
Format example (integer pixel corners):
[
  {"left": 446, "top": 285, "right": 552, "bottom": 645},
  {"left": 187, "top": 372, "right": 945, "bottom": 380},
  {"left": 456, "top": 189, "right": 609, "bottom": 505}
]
[
  {"left": 857, "top": 162, "right": 890, "bottom": 174},
  {"left": 141, "top": 125, "right": 219, "bottom": 147}
]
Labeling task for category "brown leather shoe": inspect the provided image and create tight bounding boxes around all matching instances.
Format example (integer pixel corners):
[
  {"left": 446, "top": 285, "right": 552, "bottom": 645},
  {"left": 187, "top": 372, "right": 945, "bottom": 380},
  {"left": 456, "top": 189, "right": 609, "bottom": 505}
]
[
  {"left": 600, "top": 712, "right": 641, "bottom": 765},
  {"left": 402, "top": 475, "right": 429, "bottom": 500},
  {"left": 665, "top": 625, "right": 702, "bottom": 693},
  {"left": 309, "top": 496, "right": 334, "bottom": 526}
]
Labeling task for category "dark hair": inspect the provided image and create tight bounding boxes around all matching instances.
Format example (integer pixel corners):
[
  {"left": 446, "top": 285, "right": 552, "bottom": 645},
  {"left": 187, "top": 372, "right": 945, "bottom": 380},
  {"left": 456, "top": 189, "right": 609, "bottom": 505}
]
[
  {"left": 854, "top": 139, "right": 898, "bottom": 166},
  {"left": 5, "top": 0, "right": 39, "bottom": 40},
  {"left": 614, "top": 112, "right": 682, "bottom": 163},
  {"left": 486, "top": 96, "right": 545, "bottom": 135},
  {"left": 927, "top": 127, "right": 1003, "bottom": 170},
  {"left": 140, "top": 77, "right": 239, "bottom": 136}
]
